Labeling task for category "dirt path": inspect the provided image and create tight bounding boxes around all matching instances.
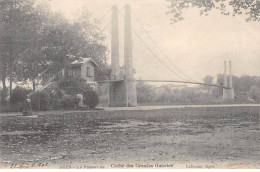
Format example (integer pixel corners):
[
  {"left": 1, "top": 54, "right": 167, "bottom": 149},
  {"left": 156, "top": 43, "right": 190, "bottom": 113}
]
[
  {"left": 104, "top": 104, "right": 260, "bottom": 111},
  {"left": 0, "top": 107, "right": 259, "bottom": 168}
]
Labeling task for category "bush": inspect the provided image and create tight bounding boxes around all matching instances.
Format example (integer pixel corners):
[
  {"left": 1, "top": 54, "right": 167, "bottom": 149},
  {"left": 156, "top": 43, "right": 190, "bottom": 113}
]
[
  {"left": 10, "top": 87, "right": 32, "bottom": 105},
  {"left": 5, "top": 87, "right": 32, "bottom": 112},
  {"left": 49, "top": 90, "right": 64, "bottom": 110},
  {"left": 61, "top": 95, "right": 80, "bottom": 109},
  {"left": 51, "top": 97, "right": 62, "bottom": 110},
  {"left": 0, "top": 87, "right": 8, "bottom": 104},
  {"left": 57, "top": 76, "right": 92, "bottom": 96},
  {"left": 0, "top": 103, "right": 22, "bottom": 112},
  {"left": 29, "top": 91, "right": 51, "bottom": 111},
  {"left": 83, "top": 90, "right": 99, "bottom": 108}
]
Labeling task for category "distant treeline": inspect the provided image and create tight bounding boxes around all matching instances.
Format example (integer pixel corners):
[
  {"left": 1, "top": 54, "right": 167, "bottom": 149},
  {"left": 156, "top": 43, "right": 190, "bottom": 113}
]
[{"left": 137, "top": 75, "right": 260, "bottom": 105}]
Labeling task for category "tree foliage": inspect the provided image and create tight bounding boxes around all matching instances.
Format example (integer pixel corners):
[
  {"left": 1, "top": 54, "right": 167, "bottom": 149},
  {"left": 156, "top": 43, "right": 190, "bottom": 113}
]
[
  {"left": 203, "top": 75, "right": 214, "bottom": 92},
  {"left": 217, "top": 74, "right": 260, "bottom": 93},
  {"left": 57, "top": 77, "right": 92, "bottom": 96},
  {"left": 166, "top": 0, "right": 260, "bottom": 23},
  {"left": 0, "top": 0, "right": 40, "bottom": 97},
  {"left": 249, "top": 85, "right": 259, "bottom": 101},
  {"left": 0, "top": 0, "right": 109, "bottom": 101},
  {"left": 137, "top": 75, "right": 260, "bottom": 104},
  {"left": 203, "top": 75, "right": 214, "bottom": 84},
  {"left": 136, "top": 81, "right": 156, "bottom": 103}
]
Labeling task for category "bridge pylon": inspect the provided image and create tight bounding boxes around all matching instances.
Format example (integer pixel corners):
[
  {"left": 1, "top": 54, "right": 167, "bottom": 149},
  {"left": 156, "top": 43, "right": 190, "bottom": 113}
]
[
  {"left": 108, "top": 4, "right": 137, "bottom": 107},
  {"left": 223, "top": 60, "right": 234, "bottom": 100}
]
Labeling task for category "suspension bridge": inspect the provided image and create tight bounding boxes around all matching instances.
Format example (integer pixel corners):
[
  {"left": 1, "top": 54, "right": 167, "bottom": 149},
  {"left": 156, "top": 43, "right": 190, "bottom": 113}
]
[{"left": 96, "top": 4, "right": 234, "bottom": 107}]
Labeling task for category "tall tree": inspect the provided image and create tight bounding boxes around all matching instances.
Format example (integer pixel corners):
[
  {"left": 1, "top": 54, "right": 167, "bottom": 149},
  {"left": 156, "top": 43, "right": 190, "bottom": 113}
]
[
  {"left": 74, "top": 10, "right": 110, "bottom": 80},
  {"left": 13, "top": 2, "right": 49, "bottom": 91},
  {"left": 0, "top": 0, "right": 39, "bottom": 98}
]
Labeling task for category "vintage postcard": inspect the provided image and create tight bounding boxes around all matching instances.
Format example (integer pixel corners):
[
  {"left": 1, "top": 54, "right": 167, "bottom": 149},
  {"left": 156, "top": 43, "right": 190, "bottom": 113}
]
[{"left": 0, "top": 0, "right": 259, "bottom": 169}]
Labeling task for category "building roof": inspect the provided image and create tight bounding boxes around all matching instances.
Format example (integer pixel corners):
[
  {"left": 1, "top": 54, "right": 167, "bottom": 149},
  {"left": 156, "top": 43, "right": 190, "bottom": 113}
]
[{"left": 71, "top": 57, "right": 99, "bottom": 67}]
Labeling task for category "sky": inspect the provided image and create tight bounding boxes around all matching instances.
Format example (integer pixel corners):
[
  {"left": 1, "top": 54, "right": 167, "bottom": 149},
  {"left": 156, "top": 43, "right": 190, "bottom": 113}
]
[{"left": 39, "top": 0, "right": 260, "bottom": 83}]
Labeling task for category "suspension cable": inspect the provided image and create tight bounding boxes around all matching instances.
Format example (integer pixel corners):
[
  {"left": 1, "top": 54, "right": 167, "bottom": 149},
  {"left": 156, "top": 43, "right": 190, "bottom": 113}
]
[
  {"left": 132, "top": 10, "right": 198, "bottom": 82},
  {"left": 118, "top": 11, "right": 190, "bottom": 81}
]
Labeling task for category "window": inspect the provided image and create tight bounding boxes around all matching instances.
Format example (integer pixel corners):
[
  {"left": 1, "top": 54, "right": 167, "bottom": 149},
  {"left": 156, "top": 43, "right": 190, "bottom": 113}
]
[
  {"left": 86, "top": 65, "right": 95, "bottom": 77},
  {"left": 73, "top": 67, "right": 81, "bottom": 76},
  {"left": 91, "top": 66, "right": 94, "bottom": 76},
  {"left": 86, "top": 67, "right": 91, "bottom": 77}
]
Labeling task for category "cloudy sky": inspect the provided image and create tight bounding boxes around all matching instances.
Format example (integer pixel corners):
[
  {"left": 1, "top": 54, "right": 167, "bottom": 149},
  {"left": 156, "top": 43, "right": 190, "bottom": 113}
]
[{"left": 42, "top": 0, "right": 260, "bottom": 82}]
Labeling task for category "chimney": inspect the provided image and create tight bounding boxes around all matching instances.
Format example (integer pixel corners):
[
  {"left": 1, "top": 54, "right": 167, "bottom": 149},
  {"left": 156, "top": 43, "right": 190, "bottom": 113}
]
[
  {"left": 224, "top": 61, "right": 227, "bottom": 87},
  {"left": 229, "top": 60, "right": 233, "bottom": 88},
  {"left": 124, "top": 4, "right": 133, "bottom": 79},
  {"left": 111, "top": 5, "right": 119, "bottom": 80}
]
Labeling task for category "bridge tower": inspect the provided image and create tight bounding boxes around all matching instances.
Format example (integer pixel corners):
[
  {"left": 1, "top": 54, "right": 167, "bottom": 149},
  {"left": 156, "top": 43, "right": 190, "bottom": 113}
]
[
  {"left": 124, "top": 4, "right": 137, "bottom": 107},
  {"left": 108, "top": 4, "right": 137, "bottom": 107},
  {"left": 223, "top": 60, "right": 234, "bottom": 100},
  {"left": 111, "top": 5, "right": 120, "bottom": 80}
]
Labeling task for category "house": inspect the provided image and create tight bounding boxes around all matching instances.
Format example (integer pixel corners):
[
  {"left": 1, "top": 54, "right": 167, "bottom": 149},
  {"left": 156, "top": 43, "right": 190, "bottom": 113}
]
[
  {"left": 39, "top": 57, "right": 99, "bottom": 92},
  {"left": 68, "top": 57, "right": 99, "bottom": 87}
]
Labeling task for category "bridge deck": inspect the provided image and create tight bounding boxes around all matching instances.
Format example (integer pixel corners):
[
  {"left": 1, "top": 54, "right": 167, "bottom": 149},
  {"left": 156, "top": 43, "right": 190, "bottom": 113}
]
[{"left": 97, "top": 79, "right": 230, "bottom": 89}]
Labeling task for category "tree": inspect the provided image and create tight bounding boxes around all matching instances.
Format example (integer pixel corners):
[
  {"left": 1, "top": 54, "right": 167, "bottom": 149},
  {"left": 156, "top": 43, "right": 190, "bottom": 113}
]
[
  {"left": 214, "top": 74, "right": 224, "bottom": 96},
  {"left": 249, "top": 85, "right": 259, "bottom": 102},
  {"left": 28, "top": 5, "right": 110, "bottom": 86},
  {"left": 166, "top": 0, "right": 260, "bottom": 23},
  {"left": 136, "top": 82, "right": 156, "bottom": 103},
  {"left": 0, "top": 0, "right": 109, "bottom": 100},
  {"left": 203, "top": 75, "right": 214, "bottom": 93},
  {"left": 233, "top": 75, "right": 260, "bottom": 93},
  {"left": 0, "top": 0, "right": 40, "bottom": 97},
  {"left": 14, "top": 3, "right": 51, "bottom": 91},
  {"left": 203, "top": 75, "right": 214, "bottom": 84},
  {"left": 74, "top": 9, "right": 110, "bottom": 81}
]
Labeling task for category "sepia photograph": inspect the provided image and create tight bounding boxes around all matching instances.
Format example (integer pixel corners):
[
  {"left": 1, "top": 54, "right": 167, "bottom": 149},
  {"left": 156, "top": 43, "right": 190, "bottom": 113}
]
[{"left": 0, "top": 0, "right": 259, "bottom": 169}]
